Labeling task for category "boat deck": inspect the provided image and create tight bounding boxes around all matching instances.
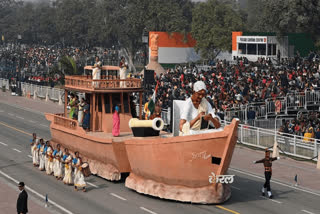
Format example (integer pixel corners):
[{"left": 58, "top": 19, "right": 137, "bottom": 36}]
[{"left": 87, "top": 131, "right": 173, "bottom": 142}]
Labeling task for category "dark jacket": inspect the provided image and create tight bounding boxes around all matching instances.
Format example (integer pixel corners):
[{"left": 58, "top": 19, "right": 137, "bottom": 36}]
[{"left": 17, "top": 190, "right": 28, "bottom": 213}]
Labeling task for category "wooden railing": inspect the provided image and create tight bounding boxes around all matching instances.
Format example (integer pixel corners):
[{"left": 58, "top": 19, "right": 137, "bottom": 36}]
[
  {"left": 65, "top": 76, "right": 142, "bottom": 90},
  {"left": 53, "top": 114, "right": 78, "bottom": 130}
]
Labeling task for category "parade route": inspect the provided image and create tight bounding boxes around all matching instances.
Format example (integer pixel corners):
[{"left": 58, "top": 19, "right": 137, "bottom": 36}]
[{"left": 0, "top": 92, "right": 320, "bottom": 214}]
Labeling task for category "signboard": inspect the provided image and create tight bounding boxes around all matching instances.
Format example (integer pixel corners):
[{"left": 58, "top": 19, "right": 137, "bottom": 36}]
[{"left": 237, "top": 36, "right": 267, "bottom": 44}]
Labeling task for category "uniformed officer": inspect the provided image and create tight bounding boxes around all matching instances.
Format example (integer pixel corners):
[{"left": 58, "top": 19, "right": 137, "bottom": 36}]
[{"left": 253, "top": 148, "right": 280, "bottom": 199}]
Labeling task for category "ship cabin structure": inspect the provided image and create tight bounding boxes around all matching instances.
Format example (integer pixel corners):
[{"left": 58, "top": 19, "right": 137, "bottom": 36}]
[{"left": 60, "top": 65, "right": 143, "bottom": 134}]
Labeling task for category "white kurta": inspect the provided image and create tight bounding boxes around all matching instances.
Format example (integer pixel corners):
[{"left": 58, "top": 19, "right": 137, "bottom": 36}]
[{"left": 180, "top": 98, "right": 220, "bottom": 135}]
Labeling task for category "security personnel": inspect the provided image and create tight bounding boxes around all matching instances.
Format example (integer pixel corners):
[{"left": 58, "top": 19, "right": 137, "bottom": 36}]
[{"left": 253, "top": 149, "right": 280, "bottom": 199}]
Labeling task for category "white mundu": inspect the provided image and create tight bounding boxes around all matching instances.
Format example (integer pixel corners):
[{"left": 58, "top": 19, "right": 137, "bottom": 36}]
[
  {"left": 120, "top": 65, "right": 127, "bottom": 88},
  {"left": 92, "top": 61, "right": 102, "bottom": 80}
]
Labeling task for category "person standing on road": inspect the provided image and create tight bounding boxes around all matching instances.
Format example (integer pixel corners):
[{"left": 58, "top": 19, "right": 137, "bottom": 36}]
[
  {"left": 253, "top": 149, "right": 280, "bottom": 199},
  {"left": 17, "top": 182, "right": 28, "bottom": 214},
  {"left": 38, "top": 139, "right": 46, "bottom": 171},
  {"left": 53, "top": 144, "right": 63, "bottom": 180},
  {"left": 46, "top": 142, "right": 54, "bottom": 175},
  {"left": 32, "top": 139, "right": 39, "bottom": 167},
  {"left": 62, "top": 148, "right": 73, "bottom": 185},
  {"left": 72, "top": 151, "right": 87, "bottom": 192},
  {"left": 30, "top": 133, "right": 37, "bottom": 156}
]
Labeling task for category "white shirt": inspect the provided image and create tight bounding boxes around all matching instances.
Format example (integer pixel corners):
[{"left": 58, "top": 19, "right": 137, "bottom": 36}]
[{"left": 180, "top": 98, "right": 217, "bottom": 123}]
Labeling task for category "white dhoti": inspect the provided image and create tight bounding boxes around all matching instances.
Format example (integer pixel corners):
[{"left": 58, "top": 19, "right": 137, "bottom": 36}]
[
  {"left": 92, "top": 68, "right": 101, "bottom": 87},
  {"left": 120, "top": 67, "right": 127, "bottom": 88}
]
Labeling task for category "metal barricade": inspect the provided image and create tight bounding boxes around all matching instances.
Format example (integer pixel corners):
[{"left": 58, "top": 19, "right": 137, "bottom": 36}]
[
  {"left": 49, "top": 88, "right": 62, "bottom": 101},
  {"left": 222, "top": 120, "right": 319, "bottom": 160},
  {"left": 37, "top": 86, "right": 48, "bottom": 99},
  {"left": 224, "top": 107, "right": 247, "bottom": 122},
  {"left": 266, "top": 97, "right": 287, "bottom": 116},
  {"left": 305, "top": 89, "right": 320, "bottom": 107},
  {"left": 286, "top": 93, "right": 305, "bottom": 111}
]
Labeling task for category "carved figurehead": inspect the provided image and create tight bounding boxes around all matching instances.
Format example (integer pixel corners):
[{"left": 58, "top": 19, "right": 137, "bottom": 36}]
[{"left": 150, "top": 33, "right": 159, "bottom": 59}]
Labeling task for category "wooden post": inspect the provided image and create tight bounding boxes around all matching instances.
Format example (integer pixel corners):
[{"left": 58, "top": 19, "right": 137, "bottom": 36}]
[
  {"left": 92, "top": 93, "right": 96, "bottom": 131},
  {"left": 90, "top": 94, "right": 93, "bottom": 131},
  {"left": 101, "top": 94, "right": 105, "bottom": 132},
  {"left": 128, "top": 93, "right": 131, "bottom": 114},
  {"left": 120, "top": 92, "right": 124, "bottom": 113},
  {"left": 139, "top": 92, "right": 142, "bottom": 120},
  {"left": 64, "top": 89, "right": 68, "bottom": 117},
  {"left": 109, "top": 94, "right": 113, "bottom": 113}
]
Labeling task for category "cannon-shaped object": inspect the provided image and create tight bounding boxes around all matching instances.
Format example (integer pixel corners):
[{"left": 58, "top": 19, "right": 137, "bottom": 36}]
[{"left": 129, "top": 118, "right": 164, "bottom": 137}]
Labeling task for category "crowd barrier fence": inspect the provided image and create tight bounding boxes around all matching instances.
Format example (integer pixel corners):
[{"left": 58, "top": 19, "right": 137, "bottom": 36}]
[
  {"left": 222, "top": 120, "right": 319, "bottom": 160},
  {"left": 225, "top": 89, "right": 320, "bottom": 124}
]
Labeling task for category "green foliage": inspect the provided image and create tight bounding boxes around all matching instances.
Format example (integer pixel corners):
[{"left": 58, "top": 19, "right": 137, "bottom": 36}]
[
  {"left": 245, "top": 0, "right": 320, "bottom": 50},
  {"left": 49, "top": 56, "right": 78, "bottom": 85},
  {"left": 191, "top": 0, "right": 245, "bottom": 59}
]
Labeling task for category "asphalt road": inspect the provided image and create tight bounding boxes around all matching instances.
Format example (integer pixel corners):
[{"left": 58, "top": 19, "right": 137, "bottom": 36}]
[{"left": 0, "top": 102, "right": 319, "bottom": 214}]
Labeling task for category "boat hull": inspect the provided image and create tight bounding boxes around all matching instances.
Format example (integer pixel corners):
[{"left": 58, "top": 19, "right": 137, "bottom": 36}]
[{"left": 124, "top": 119, "right": 239, "bottom": 203}]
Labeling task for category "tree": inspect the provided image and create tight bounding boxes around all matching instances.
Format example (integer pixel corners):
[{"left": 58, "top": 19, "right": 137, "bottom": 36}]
[
  {"left": 191, "top": 0, "right": 245, "bottom": 59},
  {"left": 49, "top": 56, "right": 78, "bottom": 85}
]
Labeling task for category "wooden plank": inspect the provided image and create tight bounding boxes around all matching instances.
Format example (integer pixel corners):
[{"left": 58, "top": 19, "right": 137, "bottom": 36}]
[
  {"left": 92, "top": 93, "right": 96, "bottom": 131},
  {"left": 139, "top": 92, "right": 142, "bottom": 120},
  {"left": 64, "top": 89, "right": 68, "bottom": 117}
]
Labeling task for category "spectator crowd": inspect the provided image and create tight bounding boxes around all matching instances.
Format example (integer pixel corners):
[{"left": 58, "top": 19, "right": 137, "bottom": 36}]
[{"left": 154, "top": 56, "right": 320, "bottom": 112}]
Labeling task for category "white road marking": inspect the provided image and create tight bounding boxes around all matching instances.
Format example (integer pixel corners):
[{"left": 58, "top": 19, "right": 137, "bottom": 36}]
[
  {"left": 87, "top": 182, "right": 98, "bottom": 188},
  {"left": 0, "top": 142, "right": 8, "bottom": 146},
  {"left": 259, "top": 196, "right": 282, "bottom": 204},
  {"left": 231, "top": 185, "right": 241, "bottom": 190},
  {"left": 28, "top": 155, "right": 32, "bottom": 158},
  {"left": 110, "top": 193, "right": 127, "bottom": 201},
  {"left": 302, "top": 210, "right": 315, "bottom": 214},
  {"left": 0, "top": 170, "right": 74, "bottom": 214},
  {"left": 16, "top": 116, "right": 24, "bottom": 120},
  {"left": 8, "top": 113, "right": 14, "bottom": 116},
  {"left": 140, "top": 207, "right": 158, "bottom": 214},
  {"left": 12, "top": 148, "right": 22, "bottom": 153},
  {"left": 0, "top": 110, "right": 4, "bottom": 113},
  {"left": 29, "top": 120, "right": 35, "bottom": 123},
  {"left": 230, "top": 168, "right": 320, "bottom": 197},
  {"left": 40, "top": 124, "right": 48, "bottom": 127}
]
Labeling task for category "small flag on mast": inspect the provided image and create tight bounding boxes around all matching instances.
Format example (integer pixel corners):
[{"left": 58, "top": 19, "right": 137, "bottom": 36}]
[{"left": 45, "top": 194, "right": 48, "bottom": 207}]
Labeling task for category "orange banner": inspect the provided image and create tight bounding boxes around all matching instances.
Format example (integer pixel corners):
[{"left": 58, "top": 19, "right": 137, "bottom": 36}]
[
  {"left": 149, "top": 32, "right": 197, "bottom": 48},
  {"left": 232, "top": 32, "right": 243, "bottom": 51}
]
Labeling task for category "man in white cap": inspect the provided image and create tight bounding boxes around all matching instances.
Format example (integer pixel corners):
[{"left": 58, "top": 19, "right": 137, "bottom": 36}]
[{"left": 179, "top": 81, "right": 220, "bottom": 135}]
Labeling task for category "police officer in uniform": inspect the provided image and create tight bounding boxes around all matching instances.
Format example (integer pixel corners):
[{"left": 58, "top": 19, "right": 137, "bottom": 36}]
[{"left": 253, "top": 149, "right": 280, "bottom": 199}]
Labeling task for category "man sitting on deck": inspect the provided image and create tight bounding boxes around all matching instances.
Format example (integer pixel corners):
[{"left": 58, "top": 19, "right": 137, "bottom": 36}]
[{"left": 179, "top": 81, "right": 221, "bottom": 136}]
